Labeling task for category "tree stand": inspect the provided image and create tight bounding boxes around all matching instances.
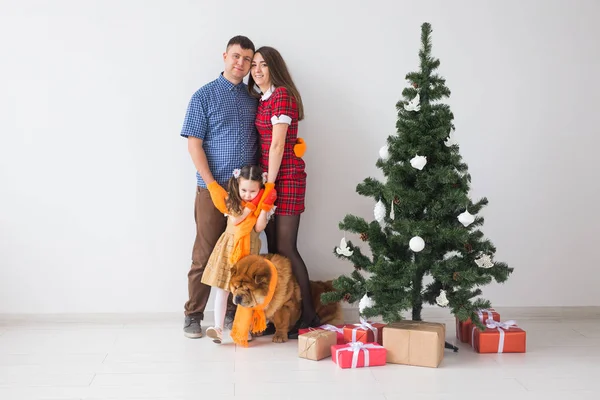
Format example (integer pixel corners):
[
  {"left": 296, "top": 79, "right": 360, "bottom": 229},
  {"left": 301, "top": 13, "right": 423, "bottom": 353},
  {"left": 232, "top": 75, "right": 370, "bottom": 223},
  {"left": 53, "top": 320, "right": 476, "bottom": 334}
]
[{"left": 445, "top": 341, "right": 459, "bottom": 352}]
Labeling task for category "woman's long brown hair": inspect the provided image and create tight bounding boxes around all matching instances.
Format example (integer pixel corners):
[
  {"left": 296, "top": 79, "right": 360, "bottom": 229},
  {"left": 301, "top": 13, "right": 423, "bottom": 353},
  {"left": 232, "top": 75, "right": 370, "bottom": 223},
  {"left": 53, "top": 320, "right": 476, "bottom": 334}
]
[{"left": 248, "top": 46, "right": 304, "bottom": 120}]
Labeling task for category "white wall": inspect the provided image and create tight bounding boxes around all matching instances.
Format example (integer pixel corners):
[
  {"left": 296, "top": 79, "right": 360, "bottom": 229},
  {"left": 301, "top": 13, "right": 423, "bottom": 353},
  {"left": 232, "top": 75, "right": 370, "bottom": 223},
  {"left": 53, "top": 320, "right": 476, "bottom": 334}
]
[{"left": 1, "top": 0, "right": 599, "bottom": 314}]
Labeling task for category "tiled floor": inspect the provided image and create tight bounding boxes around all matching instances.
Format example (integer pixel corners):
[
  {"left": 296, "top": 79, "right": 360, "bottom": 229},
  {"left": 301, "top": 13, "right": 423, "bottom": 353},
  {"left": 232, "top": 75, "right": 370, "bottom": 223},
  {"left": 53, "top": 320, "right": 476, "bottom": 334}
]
[{"left": 1, "top": 307, "right": 599, "bottom": 399}]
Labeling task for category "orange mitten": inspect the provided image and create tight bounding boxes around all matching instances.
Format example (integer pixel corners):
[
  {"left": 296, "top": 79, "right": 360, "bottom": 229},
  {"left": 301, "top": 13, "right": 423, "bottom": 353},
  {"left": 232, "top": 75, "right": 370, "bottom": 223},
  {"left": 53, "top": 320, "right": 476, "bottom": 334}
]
[
  {"left": 254, "top": 182, "right": 275, "bottom": 217},
  {"left": 260, "top": 187, "right": 277, "bottom": 211},
  {"left": 294, "top": 137, "right": 307, "bottom": 157},
  {"left": 207, "top": 181, "right": 228, "bottom": 214},
  {"left": 241, "top": 189, "right": 264, "bottom": 212}
]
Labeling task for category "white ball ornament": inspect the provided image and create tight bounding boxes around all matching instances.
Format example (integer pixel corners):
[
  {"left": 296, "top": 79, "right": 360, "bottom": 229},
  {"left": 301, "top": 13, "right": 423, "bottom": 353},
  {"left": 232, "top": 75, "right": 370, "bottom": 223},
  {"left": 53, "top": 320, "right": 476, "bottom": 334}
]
[
  {"left": 379, "top": 145, "right": 390, "bottom": 161},
  {"left": 410, "top": 154, "right": 427, "bottom": 170},
  {"left": 409, "top": 236, "right": 425, "bottom": 252}
]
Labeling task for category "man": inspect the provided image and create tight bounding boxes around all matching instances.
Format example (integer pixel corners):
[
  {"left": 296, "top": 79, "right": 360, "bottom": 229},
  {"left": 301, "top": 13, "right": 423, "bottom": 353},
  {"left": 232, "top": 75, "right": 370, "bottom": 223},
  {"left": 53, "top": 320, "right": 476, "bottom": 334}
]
[{"left": 180, "top": 35, "right": 258, "bottom": 338}]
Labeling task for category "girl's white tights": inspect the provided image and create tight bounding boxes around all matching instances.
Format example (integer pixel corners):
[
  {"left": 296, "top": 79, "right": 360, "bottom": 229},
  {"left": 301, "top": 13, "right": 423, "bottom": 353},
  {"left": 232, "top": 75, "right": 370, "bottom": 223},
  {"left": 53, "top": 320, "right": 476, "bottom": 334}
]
[{"left": 213, "top": 287, "right": 229, "bottom": 330}]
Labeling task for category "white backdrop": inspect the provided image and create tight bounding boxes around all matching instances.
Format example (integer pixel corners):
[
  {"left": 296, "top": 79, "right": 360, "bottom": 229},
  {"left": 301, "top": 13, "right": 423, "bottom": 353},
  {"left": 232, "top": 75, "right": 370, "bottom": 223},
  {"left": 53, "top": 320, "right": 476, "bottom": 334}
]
[{"left": 1, "top": 0, "right": 599, "bottom": 314}]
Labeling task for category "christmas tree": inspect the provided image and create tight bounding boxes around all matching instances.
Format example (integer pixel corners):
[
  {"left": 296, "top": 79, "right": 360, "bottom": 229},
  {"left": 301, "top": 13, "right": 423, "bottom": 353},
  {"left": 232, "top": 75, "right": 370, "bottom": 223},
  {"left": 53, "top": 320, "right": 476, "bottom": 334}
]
[{"left": 322, "top": 23, "right": 513, "bottom": 332}]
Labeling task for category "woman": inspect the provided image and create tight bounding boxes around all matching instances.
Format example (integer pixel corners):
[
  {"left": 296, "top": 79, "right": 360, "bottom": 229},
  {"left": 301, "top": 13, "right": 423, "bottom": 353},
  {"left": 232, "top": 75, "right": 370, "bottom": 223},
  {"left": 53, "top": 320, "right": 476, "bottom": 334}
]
[{"left": 248, "top": 46, "right": 320, "bottom": 331}]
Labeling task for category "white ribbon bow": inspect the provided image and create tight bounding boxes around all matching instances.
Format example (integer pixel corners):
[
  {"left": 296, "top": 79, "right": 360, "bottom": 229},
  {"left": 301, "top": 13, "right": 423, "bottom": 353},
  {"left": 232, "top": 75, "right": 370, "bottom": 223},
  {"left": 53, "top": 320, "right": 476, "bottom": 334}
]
[
  {"left": 335, "top": 341, "right": 382, "bottom": 368},
  {"left": 351, "top": 318, "right": 378, "bottom": 343},
  {"left": 477, "top": 308, "right": 495, "bottom": 323},
  {"left": 485, "top": 319, "right": 517, "bottom": 331},
  {"left": 486, "top": 319, "right": 518, "bottom": 353},
  {"left": 319, "top": 324, "right": 343, "bottom": 334}
]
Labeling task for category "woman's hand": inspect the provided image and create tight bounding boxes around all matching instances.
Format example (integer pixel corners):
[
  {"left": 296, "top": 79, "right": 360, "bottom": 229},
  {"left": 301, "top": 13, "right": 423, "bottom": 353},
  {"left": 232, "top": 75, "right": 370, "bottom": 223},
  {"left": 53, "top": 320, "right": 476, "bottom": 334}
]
[{"left": 254, "top": 183, "right": 276, "bottom": 217}]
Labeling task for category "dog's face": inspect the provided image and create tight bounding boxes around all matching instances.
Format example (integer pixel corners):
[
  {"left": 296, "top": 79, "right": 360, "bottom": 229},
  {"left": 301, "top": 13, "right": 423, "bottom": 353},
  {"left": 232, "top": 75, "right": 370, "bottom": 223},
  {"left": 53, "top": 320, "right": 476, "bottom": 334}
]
[{"left": 229, "top": 255, "right": 272, "bottom": 308}]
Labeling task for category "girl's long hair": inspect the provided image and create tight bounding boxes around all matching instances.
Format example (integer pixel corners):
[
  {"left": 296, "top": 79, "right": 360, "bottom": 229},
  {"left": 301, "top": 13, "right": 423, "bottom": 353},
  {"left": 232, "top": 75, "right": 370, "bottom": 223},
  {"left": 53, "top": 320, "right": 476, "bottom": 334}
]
[
  {"left": 248, "top": 46, "right": 304, "bottom": 120},
  {"left": 226, "top": 165, "right": 265, "bottom": 215}
]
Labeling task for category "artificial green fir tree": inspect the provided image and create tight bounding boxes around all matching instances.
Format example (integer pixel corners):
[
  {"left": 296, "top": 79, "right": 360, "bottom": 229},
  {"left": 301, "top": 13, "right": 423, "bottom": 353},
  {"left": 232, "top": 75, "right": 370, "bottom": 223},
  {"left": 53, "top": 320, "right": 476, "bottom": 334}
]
[{"left": 322, "top": 23, "right": 513, "bottom": 336}]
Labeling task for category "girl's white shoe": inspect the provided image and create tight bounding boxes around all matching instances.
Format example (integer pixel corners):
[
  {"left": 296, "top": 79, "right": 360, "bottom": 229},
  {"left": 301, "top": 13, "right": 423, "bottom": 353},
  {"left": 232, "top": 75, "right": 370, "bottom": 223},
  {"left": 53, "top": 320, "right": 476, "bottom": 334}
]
[
  {"left": 206, "top": 326, "right": 253, "bottom": 344},
  {"left": 206, "top": 327, "right": 223, "bottom": 344}
]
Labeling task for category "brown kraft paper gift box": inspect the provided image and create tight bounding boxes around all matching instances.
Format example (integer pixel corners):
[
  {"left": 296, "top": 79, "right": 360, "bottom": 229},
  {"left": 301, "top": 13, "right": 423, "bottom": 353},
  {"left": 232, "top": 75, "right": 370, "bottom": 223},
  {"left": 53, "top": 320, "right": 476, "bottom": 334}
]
[
  {"left": 383, "top": 320, "right": 446, "bottom": 368},
  {"left": 298, "top": 330, "right": 338, "bottom": 361}
]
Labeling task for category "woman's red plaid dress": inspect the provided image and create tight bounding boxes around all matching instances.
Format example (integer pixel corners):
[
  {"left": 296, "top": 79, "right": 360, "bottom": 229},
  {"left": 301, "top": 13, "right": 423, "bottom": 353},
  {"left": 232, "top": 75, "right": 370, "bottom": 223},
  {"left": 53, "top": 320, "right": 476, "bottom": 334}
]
[{"left": 255, "top": 86, "right": 307, "bottom": 216}]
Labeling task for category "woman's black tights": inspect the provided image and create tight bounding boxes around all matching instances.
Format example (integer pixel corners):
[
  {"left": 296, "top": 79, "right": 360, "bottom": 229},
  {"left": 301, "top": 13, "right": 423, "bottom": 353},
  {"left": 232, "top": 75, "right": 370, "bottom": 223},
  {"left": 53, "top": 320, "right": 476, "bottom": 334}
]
[{"left": 265, "top": 214, "right": 317, "bottom": 325}]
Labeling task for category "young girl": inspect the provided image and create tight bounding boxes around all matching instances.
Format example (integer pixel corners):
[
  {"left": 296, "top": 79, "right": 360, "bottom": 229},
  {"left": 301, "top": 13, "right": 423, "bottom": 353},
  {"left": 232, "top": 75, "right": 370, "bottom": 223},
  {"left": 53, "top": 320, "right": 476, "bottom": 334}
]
[{"left": 201, "top": 165, "right": 277, "bottom": 344}]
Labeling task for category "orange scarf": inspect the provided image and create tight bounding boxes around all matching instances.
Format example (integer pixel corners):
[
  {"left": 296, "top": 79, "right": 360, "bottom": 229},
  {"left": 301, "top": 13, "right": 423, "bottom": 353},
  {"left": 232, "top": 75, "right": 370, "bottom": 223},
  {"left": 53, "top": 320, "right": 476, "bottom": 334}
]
[
  {"left": 230, "top": 259, "right": 278, "bottom": 347},
  {"left": 229, "top": 212, "right": 258, "bottom": 265}
]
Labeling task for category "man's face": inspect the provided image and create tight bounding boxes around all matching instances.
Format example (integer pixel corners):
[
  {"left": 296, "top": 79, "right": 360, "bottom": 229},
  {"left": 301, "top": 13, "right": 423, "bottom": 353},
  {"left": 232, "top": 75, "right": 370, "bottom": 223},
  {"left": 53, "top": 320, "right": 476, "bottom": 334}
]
[{"left": 223, "top": 44, "right": 253, "bottom": 83}]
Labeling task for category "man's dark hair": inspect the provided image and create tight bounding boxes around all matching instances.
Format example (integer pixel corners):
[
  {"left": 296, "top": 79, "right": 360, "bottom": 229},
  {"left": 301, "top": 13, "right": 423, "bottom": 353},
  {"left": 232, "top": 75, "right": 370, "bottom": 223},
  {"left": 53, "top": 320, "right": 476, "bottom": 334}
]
[{"left": 226, "top": 35, "right": 255, "bottom": 52}]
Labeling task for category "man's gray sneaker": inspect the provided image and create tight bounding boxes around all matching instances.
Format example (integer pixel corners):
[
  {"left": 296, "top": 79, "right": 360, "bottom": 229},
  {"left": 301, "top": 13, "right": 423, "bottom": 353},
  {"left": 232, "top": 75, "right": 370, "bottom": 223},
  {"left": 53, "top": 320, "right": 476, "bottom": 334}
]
[{"left": 183, "top": 316, "right": 203, "bottom": 338}]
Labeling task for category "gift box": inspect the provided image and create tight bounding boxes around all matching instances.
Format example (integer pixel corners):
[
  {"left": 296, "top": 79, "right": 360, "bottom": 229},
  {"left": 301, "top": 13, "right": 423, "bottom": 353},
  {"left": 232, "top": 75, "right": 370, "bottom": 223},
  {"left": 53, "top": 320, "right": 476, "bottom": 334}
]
[
  {"left": 298, "top": 324, "right": 346, "bottom": 345},
  {"left": 383, "top": 320, "right": 445, "bottom": 368},
  {"left": 474, "top": 308, "right": 501, "bottom": 326},
  {"left": 455, "top": 318, "right": 471, "bottom": 343},
  {"left": 298, "top": 330, "right": 338, "bottom": 361},
  {"left": 456, "top": 308, "right": 501, "bottom": 344},
  {"left": 343, "top": 319, "right": 386, "bottom": 345},
  {"left": 331, "top": 342, "right": 387, "bottom": 369},
  {"left": 471, "top": 320, "right": 526, "bottom": 354}
]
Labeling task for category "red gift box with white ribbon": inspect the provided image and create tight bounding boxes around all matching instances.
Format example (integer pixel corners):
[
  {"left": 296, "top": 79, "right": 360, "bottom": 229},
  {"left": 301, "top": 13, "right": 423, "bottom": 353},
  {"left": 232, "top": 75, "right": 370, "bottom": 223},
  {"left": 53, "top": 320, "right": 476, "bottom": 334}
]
[
  {"left": 342, "top": 318, "right": 385, "bottom": 345},
  {"left": 471, "top": 319, "right": 526, "bottom": 353},
  {"left": 331, "top": 341, "right": 387, "bottom": 369},
  {"left": 456, "top": 308, "right": 501, "bottom": 343}
]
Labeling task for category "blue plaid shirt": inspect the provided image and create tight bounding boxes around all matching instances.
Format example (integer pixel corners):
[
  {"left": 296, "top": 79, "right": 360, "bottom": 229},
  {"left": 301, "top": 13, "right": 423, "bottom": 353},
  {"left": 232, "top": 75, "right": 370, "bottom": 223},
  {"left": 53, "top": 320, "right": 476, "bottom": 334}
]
[{"left": 180, "top": 73, "right": 258, "bottom": 188}]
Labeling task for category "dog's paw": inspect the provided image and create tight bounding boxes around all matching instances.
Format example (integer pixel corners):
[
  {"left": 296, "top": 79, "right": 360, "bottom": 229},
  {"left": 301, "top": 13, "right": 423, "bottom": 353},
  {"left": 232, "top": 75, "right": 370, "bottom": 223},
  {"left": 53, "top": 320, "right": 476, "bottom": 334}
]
[{"left": 272, "top": 331, "right": 288, "bottom": 343}]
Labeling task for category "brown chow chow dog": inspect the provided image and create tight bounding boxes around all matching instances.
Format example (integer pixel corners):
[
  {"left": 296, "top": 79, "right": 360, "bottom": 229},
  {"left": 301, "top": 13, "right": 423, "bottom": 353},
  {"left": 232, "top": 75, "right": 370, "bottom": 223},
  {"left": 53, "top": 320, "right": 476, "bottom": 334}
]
[{"left": 229, "top": 253, "right": 343, "bottom": 343}]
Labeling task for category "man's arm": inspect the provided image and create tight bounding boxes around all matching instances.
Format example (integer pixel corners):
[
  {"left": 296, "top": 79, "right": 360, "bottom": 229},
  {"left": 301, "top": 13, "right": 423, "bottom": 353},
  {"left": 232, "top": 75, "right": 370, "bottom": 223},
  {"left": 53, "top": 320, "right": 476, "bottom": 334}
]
[
  {"left": 187, "top": 137, "right": 215, "bottom": 185},
  {"left": 187, "top": 136, "right": 228, "bottom": 214},
  {"left": 181, "top": 91, "right": 216, "bottom": 185}
]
